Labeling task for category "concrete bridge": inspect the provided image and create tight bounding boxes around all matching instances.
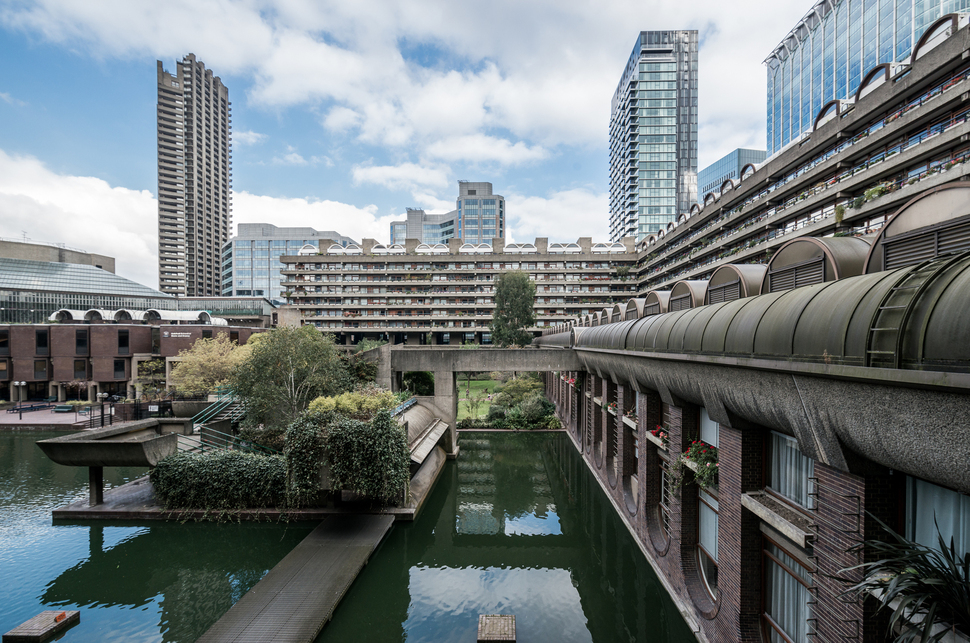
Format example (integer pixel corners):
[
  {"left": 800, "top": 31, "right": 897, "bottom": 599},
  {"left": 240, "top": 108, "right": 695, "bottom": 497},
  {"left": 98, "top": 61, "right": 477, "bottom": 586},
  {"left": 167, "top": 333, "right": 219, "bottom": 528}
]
[{"left": 370, "top": 345, "right": 582, "bottom": 457}]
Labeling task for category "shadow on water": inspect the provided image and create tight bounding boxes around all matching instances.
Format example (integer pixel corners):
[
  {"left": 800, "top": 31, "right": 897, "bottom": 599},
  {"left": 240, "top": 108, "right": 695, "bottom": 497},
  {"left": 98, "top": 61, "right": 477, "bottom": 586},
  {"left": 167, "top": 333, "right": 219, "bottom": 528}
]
[
  {"left": 0, "top": 431, "right": 314, "bottom": 643},
  {"left": 316, "top": 432, "right": 696, "bottom": 643}
]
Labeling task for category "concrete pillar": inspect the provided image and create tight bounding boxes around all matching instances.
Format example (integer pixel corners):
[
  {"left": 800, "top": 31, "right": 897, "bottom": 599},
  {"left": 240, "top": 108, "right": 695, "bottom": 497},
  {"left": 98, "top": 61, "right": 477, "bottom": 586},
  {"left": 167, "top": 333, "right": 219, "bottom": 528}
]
[
  {"left": 56, "top": 382, "right": 66, "bottom": 402},
  {"left": 89, "top": 466, "right": 103, "bottom": 506},
  {"left": 434, "top": 369, "right": 458, "bottom": 458}
]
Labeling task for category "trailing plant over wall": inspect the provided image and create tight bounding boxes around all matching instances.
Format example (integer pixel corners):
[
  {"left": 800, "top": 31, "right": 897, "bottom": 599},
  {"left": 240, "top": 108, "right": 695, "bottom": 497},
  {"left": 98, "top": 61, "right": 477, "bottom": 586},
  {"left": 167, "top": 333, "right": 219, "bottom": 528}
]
[
  {"left": 841, "top": 515, "right": 970, "bottom": 643},
  {"left": 150, "top": 450, "right": 286, "bottom": 512},
  {"left": 669, "top": 439, "right": 718, "bottom": 490},
  {"left": 308, "top": 384, "right": 398, "bottom": 419},
  {"left": 324, "top": 409, "right": 410, "bottom": 504},
  {"left": 284, "top": 410, "right": 330, "bottom": 508}
]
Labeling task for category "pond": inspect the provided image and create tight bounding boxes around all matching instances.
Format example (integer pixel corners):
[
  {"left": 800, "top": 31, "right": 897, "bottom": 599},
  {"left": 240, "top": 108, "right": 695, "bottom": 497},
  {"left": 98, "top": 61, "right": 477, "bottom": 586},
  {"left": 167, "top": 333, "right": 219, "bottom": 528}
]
[{"left": 0, "top": 430, "right": 695, "bottom": 642}]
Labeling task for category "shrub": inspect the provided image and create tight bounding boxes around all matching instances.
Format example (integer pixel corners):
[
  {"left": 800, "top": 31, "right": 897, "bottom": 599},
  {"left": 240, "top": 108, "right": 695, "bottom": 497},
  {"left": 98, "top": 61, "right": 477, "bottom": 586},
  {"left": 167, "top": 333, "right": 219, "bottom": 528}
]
[
  {"left": 238, "top": 423, "right": 287, "bottom": 451},
  {"left": 284, "top": 411, "right": 330, "bottom": 508},
  {"left": 324, "top": 409, "right": 410, "bottom": 504},
  {"left": 308, "top": 385, "right": 397, "bottom": 420},
  {"left": 150, "top": 450, "right": 287, "bottom": 511},
  {"left": 520, "top": 392, "right": 553, "bottom": 424}
]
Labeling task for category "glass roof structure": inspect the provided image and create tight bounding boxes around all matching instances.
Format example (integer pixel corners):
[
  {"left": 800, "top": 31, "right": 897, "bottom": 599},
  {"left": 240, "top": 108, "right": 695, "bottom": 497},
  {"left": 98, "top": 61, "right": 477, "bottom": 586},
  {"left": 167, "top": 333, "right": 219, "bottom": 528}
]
[{"left": 0, "top": 258, "right": 174, "bottom": 299}]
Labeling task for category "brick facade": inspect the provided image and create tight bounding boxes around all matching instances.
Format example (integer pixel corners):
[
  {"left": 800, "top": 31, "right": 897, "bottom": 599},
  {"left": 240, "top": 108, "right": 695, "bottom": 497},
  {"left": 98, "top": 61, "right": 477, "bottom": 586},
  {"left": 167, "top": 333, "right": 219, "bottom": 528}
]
[{"left": 546, "top": 371, "right": 912, "bottom": 643}]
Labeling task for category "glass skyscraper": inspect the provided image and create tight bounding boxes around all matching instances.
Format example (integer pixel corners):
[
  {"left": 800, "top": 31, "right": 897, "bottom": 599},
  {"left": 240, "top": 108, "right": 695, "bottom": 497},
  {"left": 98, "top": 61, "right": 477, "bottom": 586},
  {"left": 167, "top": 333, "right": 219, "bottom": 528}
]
[
  {"left": 765, "top": 0, "right": 970, "bottom": 156},
  {"left": 697, "top": 148, "right": 767, "bottom": 198},
  {"left": 609, "top": 31, "right": 698, "bottom": 241}
]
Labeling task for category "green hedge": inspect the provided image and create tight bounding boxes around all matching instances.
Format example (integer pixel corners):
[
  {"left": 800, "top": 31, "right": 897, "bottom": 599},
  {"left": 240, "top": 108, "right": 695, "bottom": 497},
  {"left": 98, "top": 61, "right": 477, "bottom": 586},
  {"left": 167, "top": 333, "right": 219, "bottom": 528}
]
[
  {"left": 150, "top": 450, "right": 286, "bottom": 510},
  {"left": 325, "top": 409, "right": 410, "bottom": 504}
]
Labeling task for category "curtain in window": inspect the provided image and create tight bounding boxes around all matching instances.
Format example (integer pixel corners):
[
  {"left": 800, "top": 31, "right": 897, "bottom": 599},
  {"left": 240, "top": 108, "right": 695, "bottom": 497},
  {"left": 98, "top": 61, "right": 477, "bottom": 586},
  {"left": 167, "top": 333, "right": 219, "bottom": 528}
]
[
  {"left": 770, "top": 432, "right": 815, "bottom": 508},
  {"left": 766, "top": 543, "right": 811, "bottom": 643},
  {"left": 907, "top": 477, "right": 970, "bottom": 559},
  {"left": 699, "top": 489, "right": 719, "bottom": 562}
]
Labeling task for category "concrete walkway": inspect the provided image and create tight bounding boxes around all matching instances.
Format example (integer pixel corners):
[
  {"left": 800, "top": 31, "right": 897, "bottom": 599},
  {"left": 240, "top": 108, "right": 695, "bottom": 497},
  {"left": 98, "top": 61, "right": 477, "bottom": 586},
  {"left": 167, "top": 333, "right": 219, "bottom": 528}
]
[{"left": 196, "top": 514, "right": 394, "bottom": 643}]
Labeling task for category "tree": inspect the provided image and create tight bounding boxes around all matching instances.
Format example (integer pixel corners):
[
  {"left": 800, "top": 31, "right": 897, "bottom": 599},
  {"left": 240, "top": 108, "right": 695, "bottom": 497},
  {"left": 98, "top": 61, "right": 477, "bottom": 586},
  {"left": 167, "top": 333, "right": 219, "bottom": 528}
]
[
  {"left": 230, "top": 326, "right": 349, "bottom": 432},
  {"left": 168, "top": 333, "right": 246, "bottom": 396},
  {"left": 136, "top": 358, "right": 168, "bottom": 401},
  {"left": 490, "top": 270, "right": 536, "bottom": 347}
]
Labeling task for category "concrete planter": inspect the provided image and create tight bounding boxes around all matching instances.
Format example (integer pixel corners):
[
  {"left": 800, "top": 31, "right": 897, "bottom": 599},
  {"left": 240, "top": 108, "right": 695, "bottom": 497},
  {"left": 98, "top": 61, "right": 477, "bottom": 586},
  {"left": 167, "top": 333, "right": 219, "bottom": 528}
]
[{"left": 172, "top": 401, "right": 209, "bottom": 418}]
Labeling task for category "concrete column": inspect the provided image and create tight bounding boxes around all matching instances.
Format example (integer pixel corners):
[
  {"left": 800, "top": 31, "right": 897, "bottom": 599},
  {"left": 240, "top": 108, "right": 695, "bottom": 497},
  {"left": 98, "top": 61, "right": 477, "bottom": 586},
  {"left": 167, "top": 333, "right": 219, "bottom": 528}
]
[
  {"left": 89, "top": 466, "right": 103, "bottom": 506},
  {"left": 56, "top": 382, "right": 66, "bottom": 402},
  {"left": 434, "top": 369, "right": 458, "bottom": 458}
]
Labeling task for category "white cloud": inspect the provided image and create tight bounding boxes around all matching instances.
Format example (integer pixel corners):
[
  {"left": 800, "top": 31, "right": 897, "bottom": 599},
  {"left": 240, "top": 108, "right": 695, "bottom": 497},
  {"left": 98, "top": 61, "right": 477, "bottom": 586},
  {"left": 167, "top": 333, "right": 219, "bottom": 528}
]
[
  {"left": 232, "top": 191, "right": 398, "bottom": 244},
  {"left": 506, "top": 188, "right": 609, "bottom": 243},
  {"left": 233, "top": 129, "right": 267, "bottom": 145},
  {"left": 352, "top": 162, "right": 450, "bottom": 192},
  {"left": 0, "top": 91, "right": 26, "bottom": 106},
  {"left": 426, "top": 134, "right": 548, "bottom": 165},
  {"left": 0, "top": 149, "right": 158, "bottom": 288},
  {"left": 0, "top": 0, "right": 810, "bottom": 164},
  {"left": 272, "top": 146, "right": 309, "bottom": 166}
]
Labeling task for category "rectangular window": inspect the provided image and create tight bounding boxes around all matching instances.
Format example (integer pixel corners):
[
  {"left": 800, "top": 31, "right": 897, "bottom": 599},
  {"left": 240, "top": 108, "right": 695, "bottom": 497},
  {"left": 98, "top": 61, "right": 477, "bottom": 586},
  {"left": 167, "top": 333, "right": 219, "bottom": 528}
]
[
  {"left": 202, "top": 329, "right": 213, "bottom": 339},
  {"left": 118, "top": 329, "right": 129, "bottom": 355},
  {"left": 74, "top": 360, "right": 87, "bottom": 380},
  {"left": 0, "top": 361, "right": 7, "bottom": 378},
  {"left": 75, "top": 329, "right": 89, "bottom": 355},
  {"left": 230, "top": 331, "right": 239, "bottom": 344},
  {"left": 659, "top": 457, "right": 672, "bottom": 540},
  {"left": 0, "top": 330, "right": 7, "bottom": 355},
  {"left": 764, "top": 539, "right": 812, "bottom": 643},
  {"left": 698, "top": 487, "right": 719, "bottom": 597},
  {"left": 113, "top": 359, "right": 125, "bottom": 380},
  {"left": 34, "top": 360, "right": 47, "bottom": 379},
  {"left": 36, "top": 329, "right": 49, "bottom": 356},
  {"left": 769, "top": 431, "right": 815, "bottom": 509},
  {"left": 699, "top": 407, "right": 719, "bottom": 447},
  {"left": 152, "top": 328, "right": 161, "bottom": 354},
  {"left": 906, "top": 476, "right": 970, "bottom": 558}
]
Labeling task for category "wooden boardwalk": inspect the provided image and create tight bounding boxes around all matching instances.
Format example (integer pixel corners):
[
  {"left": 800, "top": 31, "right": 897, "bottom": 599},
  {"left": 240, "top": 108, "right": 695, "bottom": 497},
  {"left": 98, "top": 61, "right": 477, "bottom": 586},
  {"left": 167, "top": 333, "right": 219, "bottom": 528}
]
[{"left": 197, "top": 514, "right": 395, "bottom": 643}]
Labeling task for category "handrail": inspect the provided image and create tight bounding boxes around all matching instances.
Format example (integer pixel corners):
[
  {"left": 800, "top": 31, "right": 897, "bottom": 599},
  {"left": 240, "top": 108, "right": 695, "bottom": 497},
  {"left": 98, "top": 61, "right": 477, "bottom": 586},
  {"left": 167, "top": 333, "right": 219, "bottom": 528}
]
[
  {"left": 190, "top": 386, "right": 235, "bottom": 427},
  {"left": 392, "top": 396, "right": 417, "bottom": 416}
]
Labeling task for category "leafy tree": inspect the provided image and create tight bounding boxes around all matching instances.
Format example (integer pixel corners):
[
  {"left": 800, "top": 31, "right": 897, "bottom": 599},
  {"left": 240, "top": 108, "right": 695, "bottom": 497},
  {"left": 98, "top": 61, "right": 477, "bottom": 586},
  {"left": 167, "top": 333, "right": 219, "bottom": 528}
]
[
  {"left": 231, "top": 326, "right": 349, "bottom": 432},
  {"left": 402, "top": 371, "right": 434, "bottom": 396},
  {"left": 169, "top": 333, "right": 246, "bottom": 396},
  {"left": 493, "top": 374, "right": 543, "bottom": 408},
  {"left": 136, "top": 358, "right": 167, "bottom": 400},
  {"left": 355, "top": 338, "right": 388, "bottom": 353},
  {"left": 489, "top": 270, "right": 536, "bottom": 347}
]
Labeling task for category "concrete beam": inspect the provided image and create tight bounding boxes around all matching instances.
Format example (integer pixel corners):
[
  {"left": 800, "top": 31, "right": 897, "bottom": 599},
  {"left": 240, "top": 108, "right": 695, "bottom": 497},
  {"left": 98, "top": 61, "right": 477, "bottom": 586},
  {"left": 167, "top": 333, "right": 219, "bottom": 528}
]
[
  {"left": 576, "top": 350, "right": 970, "bottom": 494},
  {"left": 389, "top": 347, "right": 583, "bottom": 374}
]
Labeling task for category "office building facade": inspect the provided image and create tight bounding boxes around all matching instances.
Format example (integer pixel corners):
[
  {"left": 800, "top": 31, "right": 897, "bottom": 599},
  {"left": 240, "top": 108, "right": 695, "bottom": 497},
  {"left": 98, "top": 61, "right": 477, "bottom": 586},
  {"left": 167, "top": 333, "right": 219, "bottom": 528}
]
[
  {"left": 222, "top": 223, "right": 356, "bottom": 303},
  {"left": 765, "top": 0, "right": 970, "bottom": 155},
  {"left": 696, "top": 148, "right": 767, "bottom": 198},
  {"left": 156, "top": 53, "right": 232, "bottom": 297},
  {"left": 609, "top": 31, "right": 698, "bottom": 242},
  {"left": 388, "top": 181, "right": 506, "bottom": 245}
]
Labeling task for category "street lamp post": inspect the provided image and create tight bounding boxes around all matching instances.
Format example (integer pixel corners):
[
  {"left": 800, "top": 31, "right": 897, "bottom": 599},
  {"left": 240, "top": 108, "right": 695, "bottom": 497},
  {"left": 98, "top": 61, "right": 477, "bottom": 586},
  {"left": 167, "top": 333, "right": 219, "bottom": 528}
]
[
  {"left": 98, "top": 392, "right": 108, "bottom": 428},
  {"left": 14, "top": 381, "right": 26, "bottom": 420}
]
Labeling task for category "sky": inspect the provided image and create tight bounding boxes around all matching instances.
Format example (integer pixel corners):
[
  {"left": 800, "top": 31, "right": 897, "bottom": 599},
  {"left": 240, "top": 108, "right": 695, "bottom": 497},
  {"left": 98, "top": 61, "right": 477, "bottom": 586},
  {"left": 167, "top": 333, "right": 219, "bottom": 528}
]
[{"left": 0, "top": 0, "right": 811, "bottom": 289}]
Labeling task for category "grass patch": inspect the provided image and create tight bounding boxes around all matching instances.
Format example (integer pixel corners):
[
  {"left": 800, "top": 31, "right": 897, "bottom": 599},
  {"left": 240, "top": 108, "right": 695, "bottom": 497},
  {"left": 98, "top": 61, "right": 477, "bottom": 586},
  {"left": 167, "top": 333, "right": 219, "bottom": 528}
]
[{"left": 457, "top": 379, "right": 501, "bottom": 420}]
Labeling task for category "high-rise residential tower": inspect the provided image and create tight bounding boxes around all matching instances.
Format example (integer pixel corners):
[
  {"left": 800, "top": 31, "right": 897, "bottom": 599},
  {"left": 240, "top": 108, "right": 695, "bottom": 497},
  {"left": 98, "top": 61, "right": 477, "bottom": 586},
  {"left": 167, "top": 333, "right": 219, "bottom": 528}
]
[
  {"left": 156, "top": 53, "right": 231, "bottom": 297},
  {"left": 764, "top": 0, "right": 970, "bottom": 156},
  {"left": 609, "top": 31, "right": 698, "bottom": 241}
]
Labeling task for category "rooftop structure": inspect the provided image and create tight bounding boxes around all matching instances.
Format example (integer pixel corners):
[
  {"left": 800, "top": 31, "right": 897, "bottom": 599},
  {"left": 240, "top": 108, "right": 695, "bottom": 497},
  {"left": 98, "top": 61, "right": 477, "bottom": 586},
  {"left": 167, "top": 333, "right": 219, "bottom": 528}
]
[
  {"left": 764, "top": 0, "right": 970, "bottom": 155},
  {"left": 156, "top": 54, "right": 231, "bottom": 297},
  {"left": 609, "top": 31, "right": 698, "bottom": 241},
  {"left": 0, "top": 238, "right": 115, "bottom": 273}
]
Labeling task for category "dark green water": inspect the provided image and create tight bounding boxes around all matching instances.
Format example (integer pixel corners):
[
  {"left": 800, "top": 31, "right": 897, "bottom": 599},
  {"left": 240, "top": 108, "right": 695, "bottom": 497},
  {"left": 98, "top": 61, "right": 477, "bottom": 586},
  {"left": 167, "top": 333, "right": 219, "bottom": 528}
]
[
  {"left": 0, "top": 431, "right": 315, "bottom": 642},
  {"left": 2, "top": 430, "right": 695, "bottom": 642},
  {"left": 316, "top": 432, "right": 696, "bottom": 643}
]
